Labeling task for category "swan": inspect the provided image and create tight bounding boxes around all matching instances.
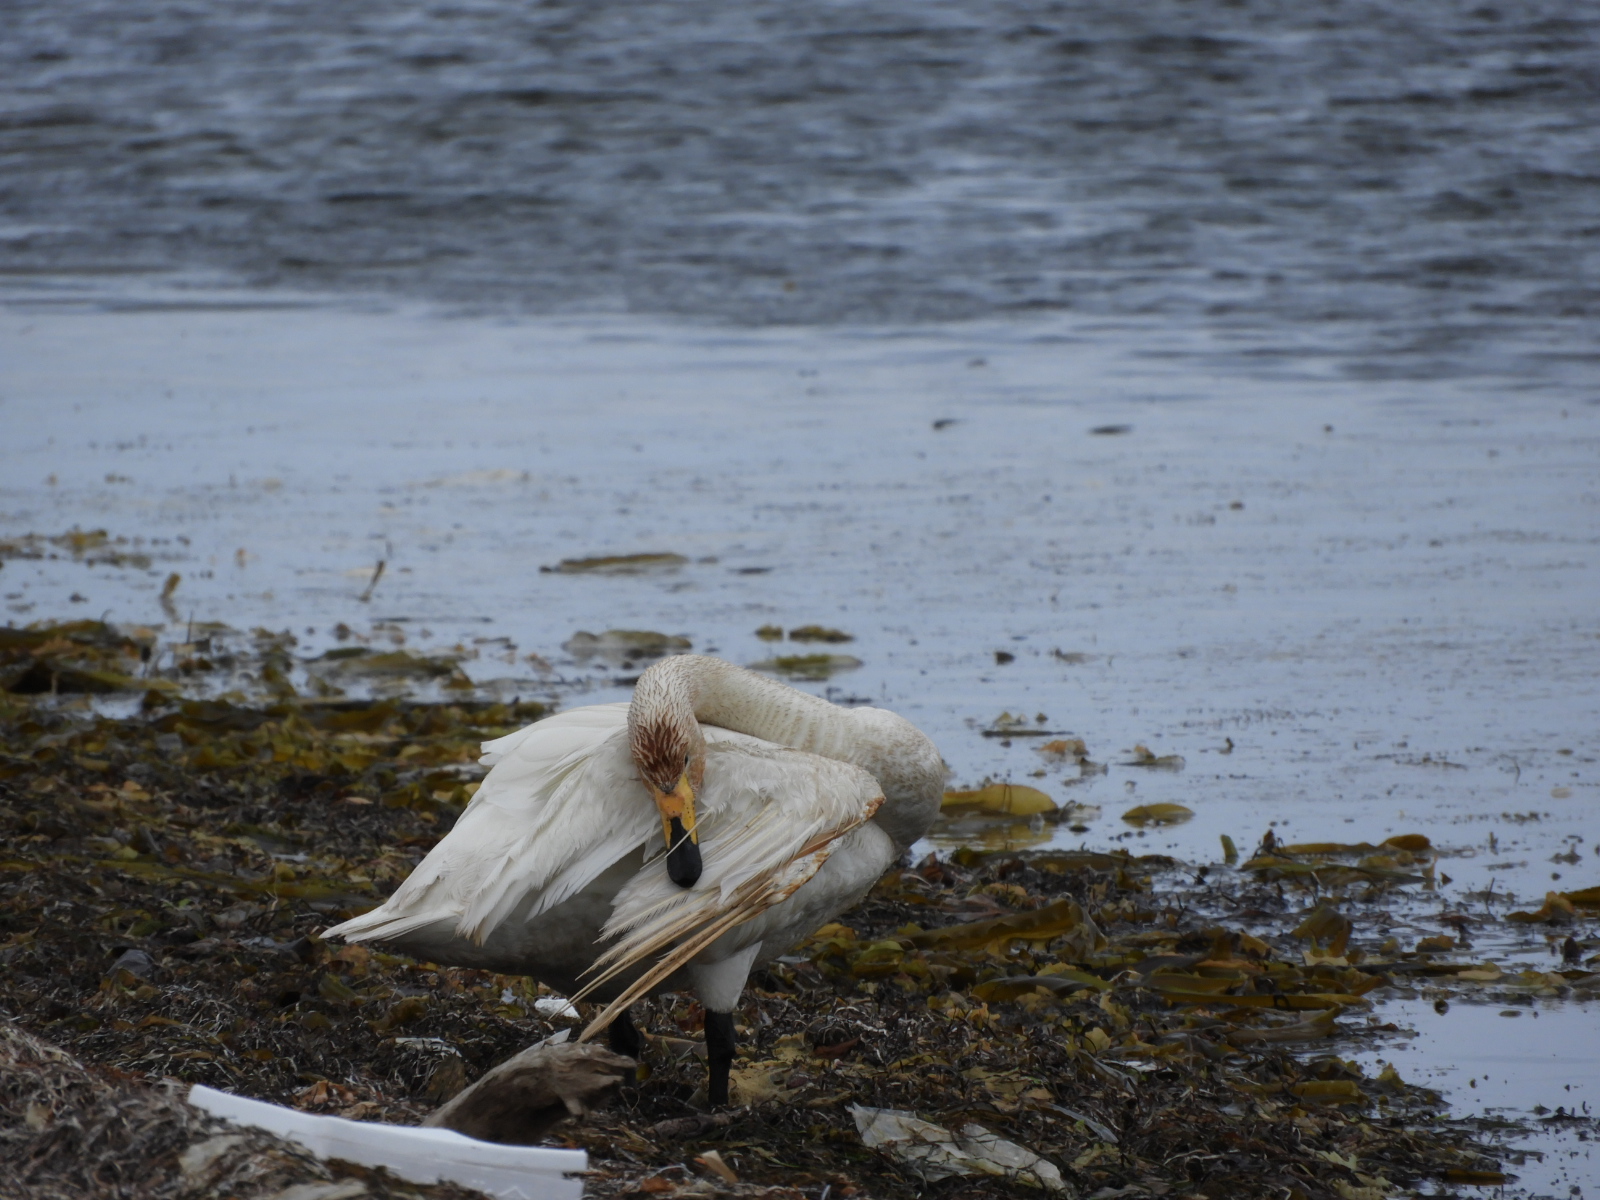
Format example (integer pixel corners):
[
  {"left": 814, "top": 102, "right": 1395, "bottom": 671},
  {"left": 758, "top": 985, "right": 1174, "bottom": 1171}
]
[{"left": 324, "top": 654, "right": 946, "bottom": 1104}]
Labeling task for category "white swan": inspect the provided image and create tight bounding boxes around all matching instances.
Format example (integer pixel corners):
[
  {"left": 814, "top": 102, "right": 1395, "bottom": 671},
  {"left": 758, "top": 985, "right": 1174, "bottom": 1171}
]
[{"left": 325, "top": 654, "right": 946, "bottom": 1104}]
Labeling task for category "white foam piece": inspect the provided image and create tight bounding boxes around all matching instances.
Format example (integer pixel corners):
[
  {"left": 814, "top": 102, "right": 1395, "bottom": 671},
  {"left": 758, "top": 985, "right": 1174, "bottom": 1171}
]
[{"left": 187, "top": 1084, "right": 587, "bottom": 1200}]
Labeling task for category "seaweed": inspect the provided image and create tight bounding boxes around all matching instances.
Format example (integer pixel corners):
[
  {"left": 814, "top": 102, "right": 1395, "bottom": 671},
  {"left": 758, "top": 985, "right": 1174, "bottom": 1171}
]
[{"left": 2, "top": 621, "right": 1590, "bottom": 1199}]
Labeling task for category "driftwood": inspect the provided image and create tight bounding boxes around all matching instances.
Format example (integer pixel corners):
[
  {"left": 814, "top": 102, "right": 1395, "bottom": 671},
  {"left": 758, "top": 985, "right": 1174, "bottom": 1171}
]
[{"left": 422, "top": 1040, "right": 636, "bottom": 1145}]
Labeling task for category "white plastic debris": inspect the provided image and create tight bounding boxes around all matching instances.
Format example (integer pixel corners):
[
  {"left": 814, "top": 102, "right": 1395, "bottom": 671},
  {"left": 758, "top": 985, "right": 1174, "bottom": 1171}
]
[
  {"left": 188, "top": 1084, "right": 587, "bottom": 1200},
  {"left": 851, "top": 1104, "right": 1068, "bottom": 1193},
  {"left": 533, "top": 997, "right": 581, "bottom": 1020}
]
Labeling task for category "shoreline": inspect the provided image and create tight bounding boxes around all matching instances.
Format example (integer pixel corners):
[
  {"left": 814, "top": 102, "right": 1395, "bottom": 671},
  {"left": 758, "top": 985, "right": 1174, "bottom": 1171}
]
[{"left": 4, "top": 294, "right": 1598, "bottom": 1194}]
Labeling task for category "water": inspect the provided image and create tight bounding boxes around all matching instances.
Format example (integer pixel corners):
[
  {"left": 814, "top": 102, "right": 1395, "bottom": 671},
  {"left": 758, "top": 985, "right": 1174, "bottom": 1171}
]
[
  {"left": 5, "top": 299, "right": 1596, "bottom": 906},
  {"left": 6, "top": 299, "right": 1598, "bottom": 1193},
  {"left": 1353, "top": 997, "right": 1598, "bottom": 1194},
  {"left": 4, "top": 1, "right": 1599, "bottom": 1191},
  {"left": 4, "top": 0, "right": 1598, "bottom": 383}
]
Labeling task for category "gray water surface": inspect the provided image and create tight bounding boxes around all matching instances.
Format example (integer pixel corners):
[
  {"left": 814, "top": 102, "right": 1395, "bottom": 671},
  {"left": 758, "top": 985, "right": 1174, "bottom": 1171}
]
[{"left": 4, "top": 0, "right": 1598, "bottom": 381}]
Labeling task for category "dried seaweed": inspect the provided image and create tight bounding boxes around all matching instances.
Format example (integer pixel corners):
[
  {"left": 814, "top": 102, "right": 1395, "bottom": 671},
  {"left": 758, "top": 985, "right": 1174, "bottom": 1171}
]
[
  {"left": 0, "top": 1018, "right": 482, "bottom": 1200},
  {"left": 3, "top": 620, "right": 1589, "bottom": 1199},
  {"left": 745, "top": 655, "right": 862, "bottom": 681}
]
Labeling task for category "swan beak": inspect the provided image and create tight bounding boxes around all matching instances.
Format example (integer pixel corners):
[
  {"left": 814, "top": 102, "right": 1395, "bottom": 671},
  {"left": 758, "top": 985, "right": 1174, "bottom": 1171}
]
[{"left": 653, "top": 773, "right": 702, "bottom": 888}]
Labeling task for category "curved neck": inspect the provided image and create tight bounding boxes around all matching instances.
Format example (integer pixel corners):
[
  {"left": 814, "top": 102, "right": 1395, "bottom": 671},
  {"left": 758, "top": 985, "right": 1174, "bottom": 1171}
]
[
  {"left": 632, "top": 655, "right": 859, "bottom": 762},
  {"left": 630, "top": 655, "right": 947, "bottom": 849}
]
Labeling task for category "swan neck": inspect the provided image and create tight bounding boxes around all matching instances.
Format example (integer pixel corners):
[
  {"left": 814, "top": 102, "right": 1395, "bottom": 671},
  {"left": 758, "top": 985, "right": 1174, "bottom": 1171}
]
[
  {"left": 630, "top": 655, "right": 946, "bottom": 851},
  {"left": 640, "top": 655, "right": 853, "bottom": 761}
]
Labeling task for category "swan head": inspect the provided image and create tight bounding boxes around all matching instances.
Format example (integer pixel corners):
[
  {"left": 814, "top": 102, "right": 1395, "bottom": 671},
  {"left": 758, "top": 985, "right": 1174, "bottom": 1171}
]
[{"left": 627, "top": 669, "right": 707, "bottom": 888}]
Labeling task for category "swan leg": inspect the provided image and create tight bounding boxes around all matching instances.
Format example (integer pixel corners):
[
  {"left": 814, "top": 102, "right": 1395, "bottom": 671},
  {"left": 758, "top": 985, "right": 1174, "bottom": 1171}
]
[
  {"left": 704, "top": 1011, "right": 736, "bottom": 1107},
  {"left": 607, "top": 1007, "right": 643, "bottom": 1060}
]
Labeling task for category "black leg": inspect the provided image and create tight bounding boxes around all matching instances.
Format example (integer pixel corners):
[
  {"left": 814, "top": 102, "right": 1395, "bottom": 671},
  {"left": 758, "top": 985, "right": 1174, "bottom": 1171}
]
[
  {"left": 704, "top": 1010, "right": 736, "bottom": 1107},
  {"left": 607, "top": 1006, "right": 643, "bottom": 1060}
]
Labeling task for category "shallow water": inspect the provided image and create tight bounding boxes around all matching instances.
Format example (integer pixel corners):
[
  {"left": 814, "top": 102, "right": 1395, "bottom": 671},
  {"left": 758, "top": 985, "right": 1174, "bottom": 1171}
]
[
  {"left": 5, "top": 296, "right": 1596, "bottom": 895},
  {"left": 1354, "top": 996, "right": 1598, "bottom": 1196},
  {"left": 4, "top": 293, "right": 1599, "bottom": 1191}
]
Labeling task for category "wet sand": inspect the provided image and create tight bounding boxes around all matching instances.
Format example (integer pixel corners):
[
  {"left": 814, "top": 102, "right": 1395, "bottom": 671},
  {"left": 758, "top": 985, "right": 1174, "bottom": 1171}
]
[{"left": 4, "top": 293, "right": 1598, "bottom": 1191}]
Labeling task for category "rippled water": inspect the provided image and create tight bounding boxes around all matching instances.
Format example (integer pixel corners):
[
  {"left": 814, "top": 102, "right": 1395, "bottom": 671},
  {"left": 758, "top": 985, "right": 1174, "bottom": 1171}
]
[{"left": 4, "top": 0, "right": 1598, "bottom": 378}]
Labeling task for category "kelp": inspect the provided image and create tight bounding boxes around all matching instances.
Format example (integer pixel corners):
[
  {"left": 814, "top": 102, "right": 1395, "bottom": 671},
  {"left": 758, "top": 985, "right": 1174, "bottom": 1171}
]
[
  {"left": 540, "top": 553, "right": 689, "bottom": 575},
  {"left": 1504, "top": 888, "right": 1600, "bottom": 923},
  {"left": 0, "top": 1018, "right": 481, "bottom": 1200},
  {"left": 941, "top": 783, "right": 1057, "bottom": 817},
  {"left": 0, "top": 620, "right": 163, "bottom": 696},
  {"left": 746, "top": 654, "right": 862, "bottom": 681},
  {"left": 1122, "top": 744, "right": 1185, "bottom": 770},
  {"left": 0, "top": 527, "right": 156, "bottom": 570},
  {"left": 0, "top": 622, "right": 1583, "bottom": 1200},
  {"left": 563, "top": 630, "right": 692, "bottom": 663},
  {"left": 785, "top": 627, "right": 854, "bottom": 644},
  {"left": 1120, "top": 803, "right": 1194, "bottom": 826}
]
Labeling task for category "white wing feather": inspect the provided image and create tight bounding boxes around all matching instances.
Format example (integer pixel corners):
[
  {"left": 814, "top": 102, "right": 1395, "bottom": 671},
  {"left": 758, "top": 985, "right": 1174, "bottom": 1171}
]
[
  {"left": 572, "top": 741, "right": 884, "bottom": 1036},
  {"left": 327, "top": 703, "right": 653, "bottom": 946},
  {"left": 327, "top": 703, "right": 888, "bottom": 1034}
]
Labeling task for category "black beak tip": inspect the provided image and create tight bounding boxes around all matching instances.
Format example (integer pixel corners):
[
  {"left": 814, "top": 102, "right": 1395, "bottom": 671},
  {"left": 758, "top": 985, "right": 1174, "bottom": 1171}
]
[{"left": 667, "top": 818, "right": 702, "bottom": 888}]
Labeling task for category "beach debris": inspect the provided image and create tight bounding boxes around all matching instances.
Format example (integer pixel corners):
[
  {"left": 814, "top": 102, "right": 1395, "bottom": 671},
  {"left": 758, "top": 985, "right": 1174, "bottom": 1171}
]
[
  {"left": 746, "top": 653, "right": 861, "bottom": 680},
  {"left": 905, "top": 897, "right": 1104, "bottom": 959},
  {"left": 160, "top": 572, "right": 183, "bottom": 620},
  {"left": 422, "top": 1039, "right": 635, "bottom": 1146},
  {"left": 540, "top": 553, "right": 689, "bottom": 575},
  {"left": 942, "top": 783, "right": 1057, "bottom": 816},
  {"left": 852, "top": 1105, "right": 1067, "bottom": 1192},
  {"left": 925, "top": 815, "right": 1054, "bottom": 853},
  {"left": 309, "top": 647, "right": 471, "bottom": 690},
  {"left": 786, "top": 626, "right": 853, "bottom": 644},
  {"left": 1120, "top": 802, "right": 1193, "bottom": 826},
  {"left": 1122, "top": 744, "right": 1184, "bottom": 769},
  {"left": 0, "top": 1018, "right": 490, "bottom": 1200},
  {"left": 1293, "top": 905, "right": 1354, "bottom": 958},
  {"left": 534, "top": 997, "right": 581, "bottom": 1020},
  {"left": 1505, "top": 891, "right": 1581, "bottom": 924},
  {"left": 648, "top": 1111, "right": 740, "bottom": 1140},
  {"left": 1280, "top": 835, "right": 1432, "bottom": 855},
  {"left": 0, "top": 527, "right": 155, "bottom": 570},
  {"left": 980, "top": 712, "right": 1066, "bottom": 739},
  {"left": 1035, "top": 738, "right": 1088, "bottom": 763},
  {"left": 356, "top": 559, "right": 386, "bottom": 603},
  {"left": 694, "top": 1149, "right": 740, "bottom": 1184},
  {"left": 1090, "top": 424, "right": 1131, "bottom": 436},
  {"left": 1239, "top": 835, "right": 1435, "bottom": 888},
  {"left": 0, "top": 618, "right": 526, "bottom": 705},
  {"left": 563, "top": 630, "right": 692, "bottom": 663},
  {"left": 193, "top": 1081, "right": 588, "bottom": 1198},
  {"left": 0, "top": 619, "right": 167, "bottom": 695}
]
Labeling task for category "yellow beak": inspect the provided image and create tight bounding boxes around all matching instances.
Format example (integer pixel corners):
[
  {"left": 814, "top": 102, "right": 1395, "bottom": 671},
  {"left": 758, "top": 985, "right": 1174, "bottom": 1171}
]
[
  {"left": 652, "top": 772, "right": 698, "bottom": 847},
  {"left": 652, "top": 772, "right": 702, "bottom": 888}
]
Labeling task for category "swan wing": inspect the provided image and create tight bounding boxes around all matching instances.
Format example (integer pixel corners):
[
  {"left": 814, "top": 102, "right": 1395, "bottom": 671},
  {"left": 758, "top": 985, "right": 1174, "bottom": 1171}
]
[
  {"left": 325, "top": 702, "right": 656, "bottom": 947},
  {"left": 575, "top": 735, "right": 885, "bottom": 1036}
]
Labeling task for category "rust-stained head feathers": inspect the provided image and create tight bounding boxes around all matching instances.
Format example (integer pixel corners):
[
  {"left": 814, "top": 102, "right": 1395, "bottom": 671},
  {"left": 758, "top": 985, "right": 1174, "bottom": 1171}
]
[
  {"left": 626, "top": 662, "right": 707, "bottom": 794},
  {"left": 628, "top": 661, "right": 708, "bottom": 886}
]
